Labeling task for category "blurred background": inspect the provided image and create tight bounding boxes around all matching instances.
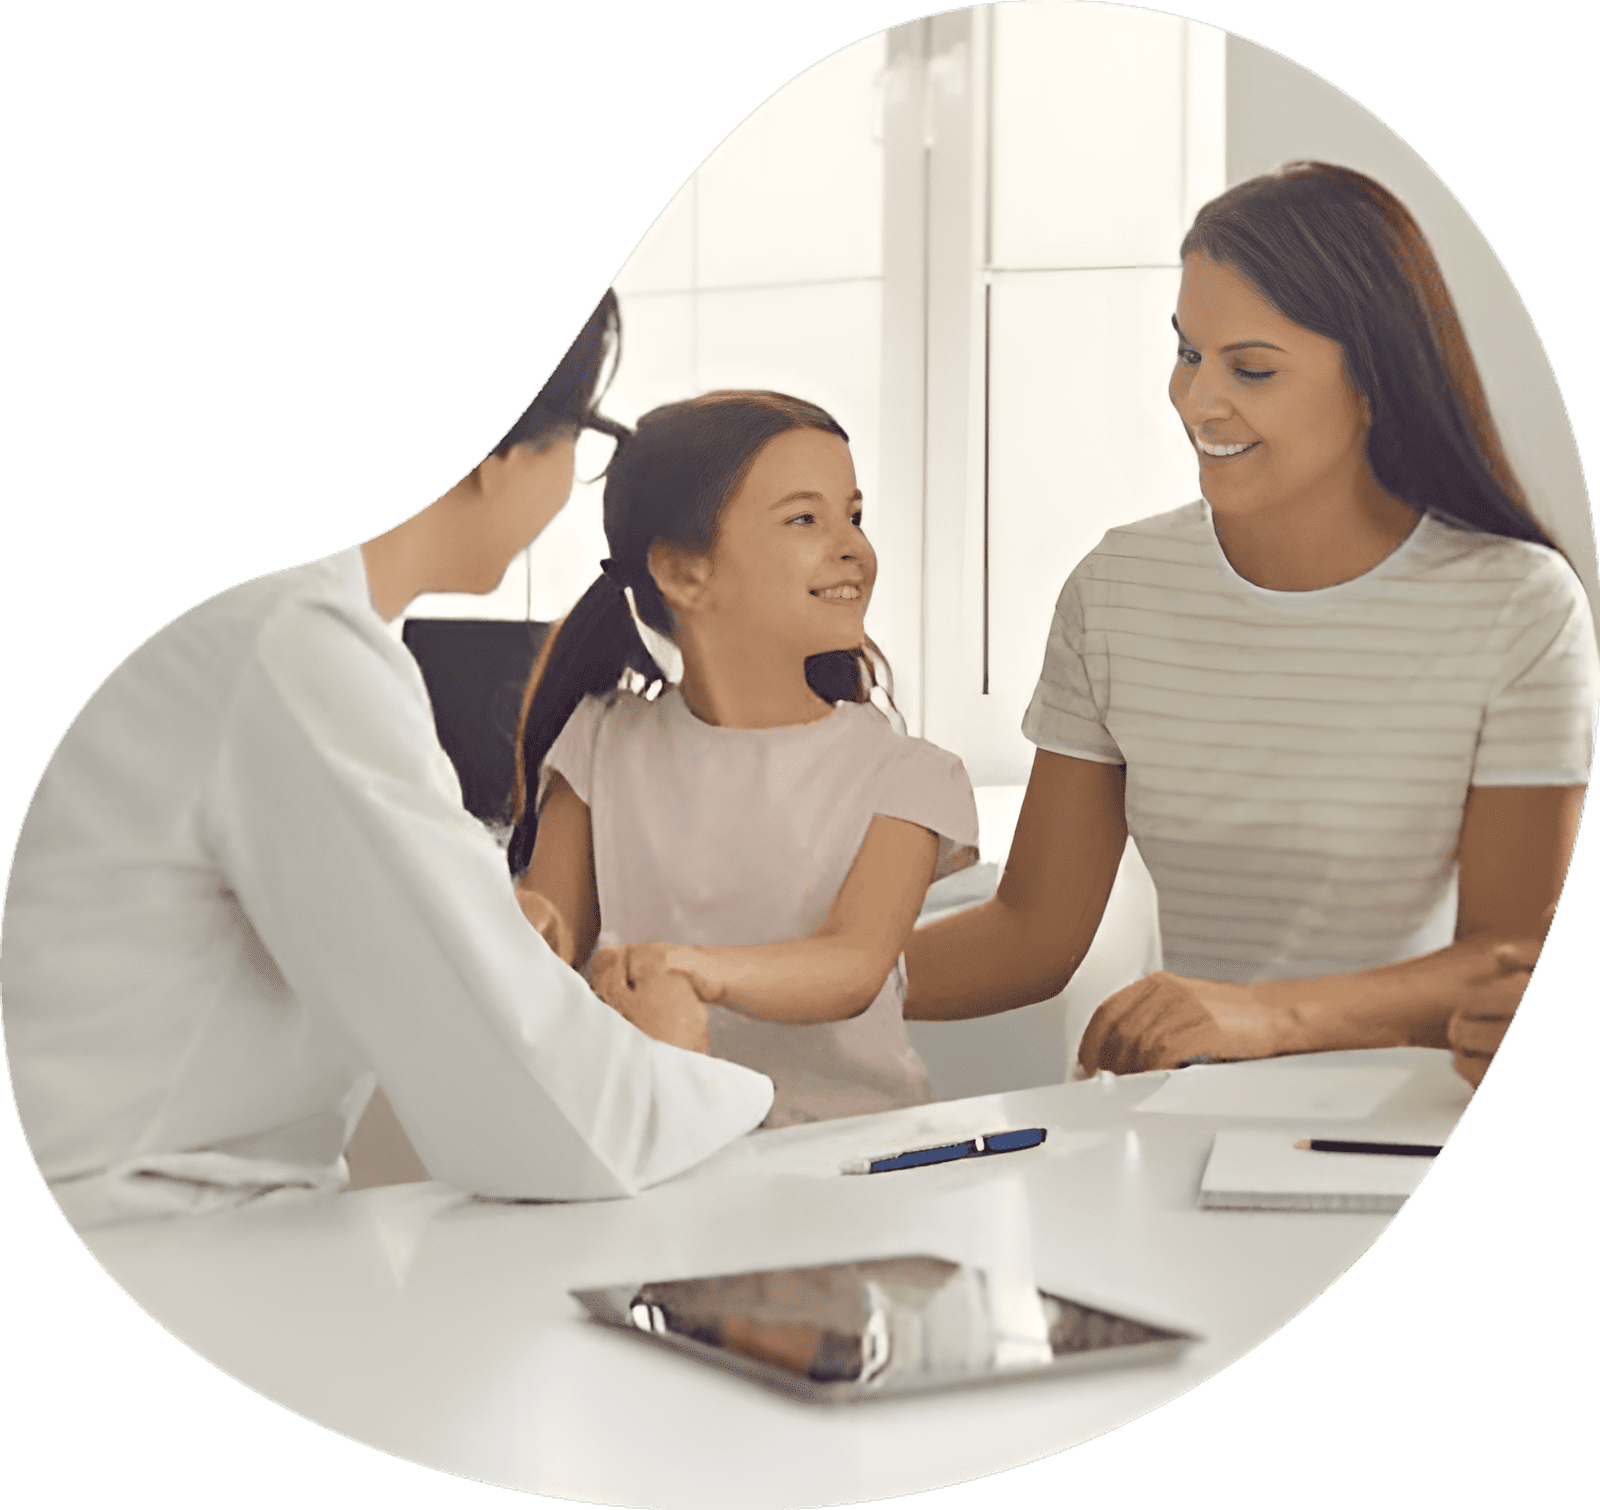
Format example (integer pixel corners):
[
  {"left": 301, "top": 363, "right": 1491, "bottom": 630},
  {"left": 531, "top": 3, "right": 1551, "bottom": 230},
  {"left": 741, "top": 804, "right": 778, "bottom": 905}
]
[
  {"left": 409, "top": 1, "right": 1594, "bottom": 785},
  {"left": 403, "top": 1, "right": 1595, "bottom": 1095}
]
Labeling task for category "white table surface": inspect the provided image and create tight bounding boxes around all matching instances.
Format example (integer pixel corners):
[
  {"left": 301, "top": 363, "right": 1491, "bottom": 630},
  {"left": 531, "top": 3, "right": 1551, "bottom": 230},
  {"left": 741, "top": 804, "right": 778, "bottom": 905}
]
[{"left": 86, "top": 1047, "right": 1472, "bottom": 1509}]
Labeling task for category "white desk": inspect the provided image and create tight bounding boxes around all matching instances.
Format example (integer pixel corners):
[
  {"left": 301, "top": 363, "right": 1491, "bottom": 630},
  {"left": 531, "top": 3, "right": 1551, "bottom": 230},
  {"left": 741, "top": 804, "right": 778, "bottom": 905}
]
[{"left": 86, "top": 1047, "right": 1471, "bottom": 1509}]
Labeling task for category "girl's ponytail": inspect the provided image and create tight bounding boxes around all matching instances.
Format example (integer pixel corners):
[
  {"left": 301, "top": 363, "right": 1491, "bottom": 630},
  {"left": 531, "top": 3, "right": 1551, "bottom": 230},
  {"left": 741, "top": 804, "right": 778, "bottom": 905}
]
[
  {"left": 506, "top": 566, "right": 663, "bottom": 876},
  {"left": 508, "top": 389, "right": 888, "bottom": 875}
]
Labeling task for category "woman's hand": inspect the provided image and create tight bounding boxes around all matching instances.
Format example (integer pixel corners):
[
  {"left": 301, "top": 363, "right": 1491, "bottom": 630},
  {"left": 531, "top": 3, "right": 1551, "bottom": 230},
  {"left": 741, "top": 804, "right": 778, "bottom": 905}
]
[
  {"left": 591, "top": 942, "right": 713, "bottom": 1054},
  {"left": 1079, "top": 934, "right": 1544, "bottom": 1080},
  {"left": 1076, "top": 972, "right": 1305, "bottom": 1075},
  {"left": 1444, "top": 935, "right": 1541, "bottom": 1088}
]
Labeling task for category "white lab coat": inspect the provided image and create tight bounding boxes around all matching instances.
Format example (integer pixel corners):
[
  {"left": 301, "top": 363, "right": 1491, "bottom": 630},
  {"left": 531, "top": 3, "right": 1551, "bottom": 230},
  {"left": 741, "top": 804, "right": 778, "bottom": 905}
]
[{"left": 1, "top": 549, "right": 773, "bottom": 1228}]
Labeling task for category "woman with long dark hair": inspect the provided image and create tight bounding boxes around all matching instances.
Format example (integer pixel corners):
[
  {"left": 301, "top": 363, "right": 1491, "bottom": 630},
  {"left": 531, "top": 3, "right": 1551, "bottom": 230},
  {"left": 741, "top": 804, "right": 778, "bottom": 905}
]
[{"left": 904, "top": 163, "right": 1597, "bottom": 1086}]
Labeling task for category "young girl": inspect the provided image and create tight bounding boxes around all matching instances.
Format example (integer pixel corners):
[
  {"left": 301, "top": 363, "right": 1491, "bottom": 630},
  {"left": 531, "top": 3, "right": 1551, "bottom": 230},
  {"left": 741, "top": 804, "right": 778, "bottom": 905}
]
[{"left": 507, "top": 391, "right": 978, "bottom": 1126}]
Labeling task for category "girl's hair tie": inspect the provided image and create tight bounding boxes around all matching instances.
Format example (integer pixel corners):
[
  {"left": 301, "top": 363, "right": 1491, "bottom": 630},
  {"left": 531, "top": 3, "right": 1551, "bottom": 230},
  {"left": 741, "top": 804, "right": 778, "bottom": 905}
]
[{"left": 597, "top": 557, "right": 630, "bottom": 592}]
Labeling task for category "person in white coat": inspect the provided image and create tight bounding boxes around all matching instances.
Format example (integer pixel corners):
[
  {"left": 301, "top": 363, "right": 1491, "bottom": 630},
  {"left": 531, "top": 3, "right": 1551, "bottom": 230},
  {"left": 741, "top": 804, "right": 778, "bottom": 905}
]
[{"left": 1, "top": 291, "right": 774, "bottom": 1230}]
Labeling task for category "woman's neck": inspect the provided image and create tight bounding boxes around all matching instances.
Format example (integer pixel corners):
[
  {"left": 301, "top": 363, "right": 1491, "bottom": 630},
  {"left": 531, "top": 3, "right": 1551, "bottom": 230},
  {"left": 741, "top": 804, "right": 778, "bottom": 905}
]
[
  {"left": 1213, "top": 471, "right": 1421, "bottom": 592},
  {"left": 674, "top": 627, "right": 835, "bottom": 729},
  {"left": 360, "top": 478, "right": 482, "bottom": 621}
]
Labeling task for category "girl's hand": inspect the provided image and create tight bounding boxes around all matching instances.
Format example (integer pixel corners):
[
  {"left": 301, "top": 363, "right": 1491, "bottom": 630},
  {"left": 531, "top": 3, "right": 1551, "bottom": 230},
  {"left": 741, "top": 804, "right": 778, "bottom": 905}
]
[
  {"left": 592, "top": 942, "right": 726, "bottom": 1004},
  {"left": 1076, "top": 972, "right": 1304, "bottom": 1075},
  {"left": 591, "top": 943, "right": 713, "bottom": 1054}
]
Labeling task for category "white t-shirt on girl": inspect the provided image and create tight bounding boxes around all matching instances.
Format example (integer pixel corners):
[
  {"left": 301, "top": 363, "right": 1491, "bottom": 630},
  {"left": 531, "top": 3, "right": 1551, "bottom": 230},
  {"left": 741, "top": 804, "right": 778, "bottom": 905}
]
[{"left": 543, "top": 688, "right": 980, "bottom": 1127}]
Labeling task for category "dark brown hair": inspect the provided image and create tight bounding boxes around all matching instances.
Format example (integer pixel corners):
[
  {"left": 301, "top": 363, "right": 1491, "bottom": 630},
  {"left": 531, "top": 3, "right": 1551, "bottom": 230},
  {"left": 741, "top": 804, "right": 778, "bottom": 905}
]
[
  {"left": 488, "top": 289, "right": 628, "bottom": 457},
  {"left": 506, "top": 391, "right": 885, "bottom": 873},
  {"left": 1182, "top": 162, "right": 1552, "bottom": 547}
]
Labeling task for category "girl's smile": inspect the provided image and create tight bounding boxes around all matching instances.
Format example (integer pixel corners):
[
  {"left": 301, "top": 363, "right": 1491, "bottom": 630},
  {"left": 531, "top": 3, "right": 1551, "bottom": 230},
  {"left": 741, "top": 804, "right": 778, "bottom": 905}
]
[
  {"left": 646, "top": 421, "right": 878, "bottom": 729},
  {"left": 702, "top": 425, "right": 877, "bottom": 652}
]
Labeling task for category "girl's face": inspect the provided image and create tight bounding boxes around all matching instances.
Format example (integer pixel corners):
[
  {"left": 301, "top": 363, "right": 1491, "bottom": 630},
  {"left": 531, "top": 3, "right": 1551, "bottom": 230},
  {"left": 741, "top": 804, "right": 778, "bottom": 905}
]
[
  {"left": 1168, "top": 254, "right": 1374, "bottom": 524},
  {"left": 698, "top": 427, "right": 875, "bottom": 657}
]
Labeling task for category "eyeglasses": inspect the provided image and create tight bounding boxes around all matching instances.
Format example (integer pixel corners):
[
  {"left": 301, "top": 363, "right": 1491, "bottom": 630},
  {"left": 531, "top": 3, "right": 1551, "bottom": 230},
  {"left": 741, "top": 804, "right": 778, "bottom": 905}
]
[{"left": 575, "top": 415, "right": 626, "bottom": 484}]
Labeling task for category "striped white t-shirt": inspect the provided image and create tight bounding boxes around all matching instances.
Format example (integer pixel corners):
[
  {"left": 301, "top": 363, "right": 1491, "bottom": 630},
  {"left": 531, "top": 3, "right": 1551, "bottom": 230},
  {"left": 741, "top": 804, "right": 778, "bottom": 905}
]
[{"left": 1022, "top": 502, "right": 1598, "bottom": 984}]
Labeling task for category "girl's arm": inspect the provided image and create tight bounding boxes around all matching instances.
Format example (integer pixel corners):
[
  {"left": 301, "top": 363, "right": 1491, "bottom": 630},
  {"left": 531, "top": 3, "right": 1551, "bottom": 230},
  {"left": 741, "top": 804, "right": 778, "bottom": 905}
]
[
  {"left": 515, "top": 771, "right": 600, "bottom": 969},
  {"left": 1075, "top": 784, "right": 1586, "bottom": 1076},
  {"left": 517, "top": 773, "right": 709, "bottom": 1053},
  {"left": 902, "top": 750, "right": 1130, "bottom": 1020},
  {"left": 591, "top": 814, "right": 940, "bottom": 1025}
]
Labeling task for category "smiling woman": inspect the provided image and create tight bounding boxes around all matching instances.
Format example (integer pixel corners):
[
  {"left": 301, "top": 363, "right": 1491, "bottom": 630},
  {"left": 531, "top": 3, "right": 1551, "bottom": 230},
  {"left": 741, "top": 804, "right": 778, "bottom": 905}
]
[
  {"left": 905, "top": 162, "right": 1598, "bottom": 1090},
  {"left": 1170, "top": 255, "right": 1420, "bottom": 591},
  {"left": 507, "top": 390, "right": 980, "bottom": 1126}
]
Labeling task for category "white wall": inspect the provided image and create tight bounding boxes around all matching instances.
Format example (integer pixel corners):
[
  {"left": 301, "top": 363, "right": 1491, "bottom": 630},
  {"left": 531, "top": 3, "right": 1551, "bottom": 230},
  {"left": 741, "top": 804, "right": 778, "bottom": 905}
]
[
  {"left": 916, "top": 4, "right": 1227, "bottom": 787},
  {"left": 394, "top": 8, "right": 1597, "bottom": 1103},
  {"left": 405, "top": 31, "right": 889, "bottom": 629},
  {"left": 1224, "top": 33, "right": 1598, "bottom": 616}
]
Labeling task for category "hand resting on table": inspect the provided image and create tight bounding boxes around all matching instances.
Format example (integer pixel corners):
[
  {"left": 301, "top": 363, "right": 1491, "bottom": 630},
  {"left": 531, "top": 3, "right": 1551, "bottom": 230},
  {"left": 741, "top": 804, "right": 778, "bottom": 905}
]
[
  {"left": 1077, "top": 933, "right": 1543, "bottom": 1084},
  {"left": 1444, "top": 937, "right": 1541, "bottom": 1088},
  {"left": 1075, "top": 972, "right": 1299, "bottom": 1076}
]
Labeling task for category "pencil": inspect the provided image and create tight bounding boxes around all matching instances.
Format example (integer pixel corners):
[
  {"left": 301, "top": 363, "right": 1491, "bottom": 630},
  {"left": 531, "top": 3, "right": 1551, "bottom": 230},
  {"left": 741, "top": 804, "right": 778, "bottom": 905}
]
[{"left": 1294, "top": 1138, "right": 1442, "bottom": 1157}]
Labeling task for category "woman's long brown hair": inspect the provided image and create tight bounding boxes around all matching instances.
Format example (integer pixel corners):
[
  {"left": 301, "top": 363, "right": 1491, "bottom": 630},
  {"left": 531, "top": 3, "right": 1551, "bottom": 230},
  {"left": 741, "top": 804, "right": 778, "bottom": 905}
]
[{"left": 1182, "top": 161, "right": 1552, "bottom": 548}]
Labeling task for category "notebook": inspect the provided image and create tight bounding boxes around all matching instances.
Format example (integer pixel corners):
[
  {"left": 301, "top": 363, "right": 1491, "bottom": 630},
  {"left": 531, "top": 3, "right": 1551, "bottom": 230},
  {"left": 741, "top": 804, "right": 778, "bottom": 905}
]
[{"left": 1197, "top": 1130, "right": 1434, "bottom": 1213}]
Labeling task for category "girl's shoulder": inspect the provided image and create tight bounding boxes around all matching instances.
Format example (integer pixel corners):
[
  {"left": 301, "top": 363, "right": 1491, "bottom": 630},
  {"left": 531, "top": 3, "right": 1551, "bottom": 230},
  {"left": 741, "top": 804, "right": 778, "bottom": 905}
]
[
  {"left": 567, "top": 686, "right": 666, "bottom": 728},
  {"left": 548, "top": 687, "right": 664, "bottom": 764},
  {"left": 831, "top": 704, "right": 979, "bottom": 849},
  {"left": 833, "top": 702, "right": 972, "bottom": 784}
]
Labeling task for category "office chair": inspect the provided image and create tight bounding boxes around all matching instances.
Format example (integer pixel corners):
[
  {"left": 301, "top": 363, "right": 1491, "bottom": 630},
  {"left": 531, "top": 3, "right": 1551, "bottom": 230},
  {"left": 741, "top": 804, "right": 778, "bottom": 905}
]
[{"left": 401, "top": 619, "right": 551, "bottom": 826}]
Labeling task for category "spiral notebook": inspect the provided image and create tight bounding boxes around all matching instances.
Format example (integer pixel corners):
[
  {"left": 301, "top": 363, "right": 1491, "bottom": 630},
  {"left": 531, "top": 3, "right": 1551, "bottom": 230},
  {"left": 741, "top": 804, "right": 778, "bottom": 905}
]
[{"left": 1197, "top": 1130, "right": 1434, "bottom": 1213}]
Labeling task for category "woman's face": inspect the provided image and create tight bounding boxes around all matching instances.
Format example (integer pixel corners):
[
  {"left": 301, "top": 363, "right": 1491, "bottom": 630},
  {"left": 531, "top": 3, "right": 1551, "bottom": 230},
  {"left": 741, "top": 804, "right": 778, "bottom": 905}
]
[
  {"left": 1169, "top": 254, "right": 1373, "bottom": 525},
  {"left": 696, "top": 427, "right": 876, "bottom": 659}
]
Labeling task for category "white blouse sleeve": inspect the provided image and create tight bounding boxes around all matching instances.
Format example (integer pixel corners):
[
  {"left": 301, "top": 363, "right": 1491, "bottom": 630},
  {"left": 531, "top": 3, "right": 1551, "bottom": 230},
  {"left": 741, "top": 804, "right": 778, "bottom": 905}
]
[{"left": 206, "top": 595, "right": 772, "bottom": 1201}]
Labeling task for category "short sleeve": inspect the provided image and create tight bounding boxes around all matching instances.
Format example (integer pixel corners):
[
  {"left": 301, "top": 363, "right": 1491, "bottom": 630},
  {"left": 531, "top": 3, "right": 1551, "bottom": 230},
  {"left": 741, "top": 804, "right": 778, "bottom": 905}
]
[
  {"left": 1020, "top": 570, "right": 1125, "bottom": 766},
  {"left": 1473, "top": 556, "right": 1600, "bottom": 786},
  {"left": 870, "top": 735, "right": 980, "bottom": 881},
  {"left": 540, "top": 694, "right": 611, "bottom": 809}
]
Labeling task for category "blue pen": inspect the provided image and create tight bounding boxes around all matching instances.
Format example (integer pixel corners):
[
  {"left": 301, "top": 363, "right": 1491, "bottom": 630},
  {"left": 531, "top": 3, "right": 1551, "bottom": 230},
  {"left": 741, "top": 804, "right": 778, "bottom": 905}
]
[{"left": 840, "top": 1127, "right": 1047, "bottom": 1175}]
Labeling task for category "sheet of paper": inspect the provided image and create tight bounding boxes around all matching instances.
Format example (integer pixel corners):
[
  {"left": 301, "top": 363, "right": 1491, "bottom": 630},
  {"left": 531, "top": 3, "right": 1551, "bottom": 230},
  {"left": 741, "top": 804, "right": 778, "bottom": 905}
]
[{"left": 1135, "top": 1060, "right": 1412, "bottom": 1120}]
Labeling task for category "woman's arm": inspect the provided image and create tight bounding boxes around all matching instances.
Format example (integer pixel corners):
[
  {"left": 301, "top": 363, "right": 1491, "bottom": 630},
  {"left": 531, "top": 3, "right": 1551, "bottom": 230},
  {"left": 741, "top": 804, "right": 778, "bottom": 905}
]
[
  {"left": 1076, "top": 784, "right": 1586, "bottom": 1075},
  {"left": 515, "top": 770, "right": 600, "bottom": 969},
  {"left": 1440, "top": 783, "right": 1580, "bottom": 1086},
  {"left": 591, "top": 814, "right": 940, "bottom": 1025},
  {"left": 902, "top": 750, "right": 1129, "bottom": 1020}
]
